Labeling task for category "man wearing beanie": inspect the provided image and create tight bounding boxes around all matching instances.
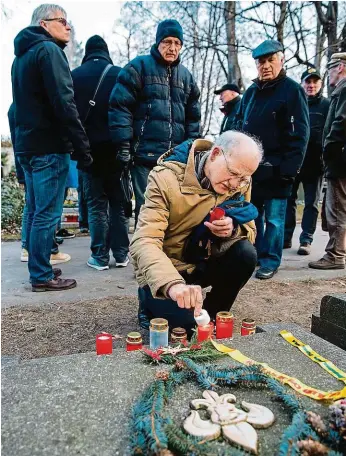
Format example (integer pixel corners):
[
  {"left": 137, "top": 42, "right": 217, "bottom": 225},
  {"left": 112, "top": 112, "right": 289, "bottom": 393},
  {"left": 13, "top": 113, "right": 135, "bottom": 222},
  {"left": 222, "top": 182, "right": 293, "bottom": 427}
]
[
  {"left": 109, "top": 19, "right": 201, "bottom": 227},
  {"left": 72, "top": 36, "right": 130, "bottom": 271},
  {"left": 284, "top": 67, "right": 330, "bottom": 256}
]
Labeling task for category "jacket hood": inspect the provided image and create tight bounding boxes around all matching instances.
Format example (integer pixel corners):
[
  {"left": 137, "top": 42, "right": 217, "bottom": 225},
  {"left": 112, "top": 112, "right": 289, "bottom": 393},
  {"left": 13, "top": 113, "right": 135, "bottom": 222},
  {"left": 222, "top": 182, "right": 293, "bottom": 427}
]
[
  {"left": 221, "top": 96, "right": 241, "bottom": 114},
  {"left": 82, "top": 35, "right": 113, "bottom": 64},
  {"left": 14, "top": 26, "right": 61, "bottom": 57},
  {"left": 150, "top": 44, "right": 181, "bottom": 67}
]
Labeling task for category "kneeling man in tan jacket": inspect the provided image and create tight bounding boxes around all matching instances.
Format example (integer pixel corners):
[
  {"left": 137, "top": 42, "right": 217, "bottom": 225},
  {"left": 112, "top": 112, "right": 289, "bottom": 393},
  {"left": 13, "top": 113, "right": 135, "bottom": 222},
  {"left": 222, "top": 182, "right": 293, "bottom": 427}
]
[{"left": 130, "top": 131, "right": 263, "bottom": 333}]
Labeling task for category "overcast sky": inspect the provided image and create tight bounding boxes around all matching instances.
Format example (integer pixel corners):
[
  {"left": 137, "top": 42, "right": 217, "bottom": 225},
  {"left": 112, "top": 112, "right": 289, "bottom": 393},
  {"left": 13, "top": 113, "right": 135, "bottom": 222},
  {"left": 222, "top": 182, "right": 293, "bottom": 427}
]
[{"left": 1, "top": 0, "right": 124, "bottom": 136}]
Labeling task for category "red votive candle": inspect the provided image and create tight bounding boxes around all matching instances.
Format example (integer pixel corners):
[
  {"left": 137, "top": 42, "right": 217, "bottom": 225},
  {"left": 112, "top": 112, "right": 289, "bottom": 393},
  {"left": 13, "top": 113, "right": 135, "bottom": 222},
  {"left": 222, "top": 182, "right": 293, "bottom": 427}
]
[
  {"left": 96, "top": 333, "right": 113, "bottom": 355},
  {"left": 216, "top": 312, "right": 234, "bottom": 339},
  {"left": 126, "top": 332, "right": 143, "bottom": 351},
  {"left": 197, "top": 322, "right": 214, "bottom": 342},
  {"left": 209, "top": 207, "right": 225, "bottom": 223}
]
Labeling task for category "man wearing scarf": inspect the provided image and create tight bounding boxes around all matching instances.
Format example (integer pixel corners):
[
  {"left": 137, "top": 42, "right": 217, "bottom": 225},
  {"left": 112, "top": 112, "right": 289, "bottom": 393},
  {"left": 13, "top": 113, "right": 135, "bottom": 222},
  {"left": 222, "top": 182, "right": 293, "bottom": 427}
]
[
  {"left": 235, "top": 40, "right": 310, "bottom": 279},
  {"left": 109, "top": 19, "right": 201, "bottom": 227}
]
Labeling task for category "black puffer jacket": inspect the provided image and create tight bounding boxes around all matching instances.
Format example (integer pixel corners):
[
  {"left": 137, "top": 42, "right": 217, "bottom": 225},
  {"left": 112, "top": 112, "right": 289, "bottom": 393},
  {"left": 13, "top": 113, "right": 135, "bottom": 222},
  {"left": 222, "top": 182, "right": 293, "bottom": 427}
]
[
  {"left": 109, "top": 45, "right": 201, "bottom": 167},
  {"left": 235, "top": 71, "right": 310, "bottom": 199},
  {"left": 220, "top": 96, "right": 241, "bottom": 133},
  {"left": 323, "top": 78, "right": 346, "bottom": 178},
  {"left": 11, "top": 26, "right": 91, "bottom": 166},
  {"left": 300, "top": 91, "right": 330, "bottom": 178}
]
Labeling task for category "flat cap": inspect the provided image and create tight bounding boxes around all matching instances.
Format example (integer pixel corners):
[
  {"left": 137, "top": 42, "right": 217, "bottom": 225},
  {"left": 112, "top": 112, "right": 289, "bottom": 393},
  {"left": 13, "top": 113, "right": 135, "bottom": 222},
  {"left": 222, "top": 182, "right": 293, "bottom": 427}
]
[
  {"left": 214, "top": 83, "right": 240, "bottom": 95},
  {"left": 327, "top": 52, "right": 346, "bottom": 69},
  {"left": 252, "top": 40, "right": 284, "bottom": 60},
  {"left": 301, "top": 67, "right": 321, "bottom": 82}
]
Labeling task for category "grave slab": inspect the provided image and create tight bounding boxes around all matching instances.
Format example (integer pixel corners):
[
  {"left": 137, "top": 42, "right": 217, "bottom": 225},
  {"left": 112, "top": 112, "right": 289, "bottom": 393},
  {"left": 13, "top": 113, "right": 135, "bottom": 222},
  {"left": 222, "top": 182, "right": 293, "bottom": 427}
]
[
  {"left": 2, "top": 326, "right": 346, "bottom": 456},
  {"left": 319, "top": 293, "right": 346, "bottom": 328}
]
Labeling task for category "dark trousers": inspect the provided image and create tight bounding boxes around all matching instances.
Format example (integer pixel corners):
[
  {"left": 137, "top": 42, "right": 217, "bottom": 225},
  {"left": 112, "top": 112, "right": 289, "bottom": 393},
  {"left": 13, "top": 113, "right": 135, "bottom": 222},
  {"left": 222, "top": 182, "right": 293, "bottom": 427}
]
[
  {"left": 138, "top": 239, "right": 257, "bottom": 332},
  {"left": 285, "top": 175, "right": 323, "bottom": 245},
  {"left": 78, "top": 170, "right": 89, "bottom": 229},
  {"left": 82, "top": 171, "right": 129, "bottom": 266},
  {"left": 130, "top": 164, "right": 152, "bottom": 227},
  {"left": 19, "top": 154, "right": 70, "bottom": 284}
]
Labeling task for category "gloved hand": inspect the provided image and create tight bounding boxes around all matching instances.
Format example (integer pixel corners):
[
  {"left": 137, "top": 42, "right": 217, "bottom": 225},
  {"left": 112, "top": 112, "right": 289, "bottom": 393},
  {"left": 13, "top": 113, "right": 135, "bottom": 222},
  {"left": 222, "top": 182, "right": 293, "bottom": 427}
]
[
  {"left": 72, "top": 151, "right": 93, "bottom": 171},
  {"left": 116, "top": 143, "right": 131, "bottom": 171}
]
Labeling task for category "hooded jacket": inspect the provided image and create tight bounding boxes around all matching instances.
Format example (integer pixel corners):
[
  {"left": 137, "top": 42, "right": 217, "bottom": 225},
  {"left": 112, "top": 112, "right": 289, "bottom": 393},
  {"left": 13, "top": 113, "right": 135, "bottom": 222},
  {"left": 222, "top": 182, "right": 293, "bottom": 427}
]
[
  {"left": 109, "top": 45, "right": 201, "bottom": 167},
  {"left": 220, "top": 96, "right": 241, "bottom": 134},
  {"left": 129, "top": 139, "right": 256, "bottom": 299},
  {"left": 11, "top": 26, "right": 91, "bottom": 165},
  {"left": 235, "top": 71, "right": 310, "bottom": 199},
  {"left": 323, "top": 78, "right": 346, "bottom": 178}
]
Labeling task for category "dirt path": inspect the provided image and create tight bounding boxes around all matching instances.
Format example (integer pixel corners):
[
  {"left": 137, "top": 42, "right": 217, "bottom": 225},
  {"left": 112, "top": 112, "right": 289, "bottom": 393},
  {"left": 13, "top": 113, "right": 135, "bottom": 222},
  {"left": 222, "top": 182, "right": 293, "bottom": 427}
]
[{"left": 2, "top": 277, "right": 345, "bottom": 360}]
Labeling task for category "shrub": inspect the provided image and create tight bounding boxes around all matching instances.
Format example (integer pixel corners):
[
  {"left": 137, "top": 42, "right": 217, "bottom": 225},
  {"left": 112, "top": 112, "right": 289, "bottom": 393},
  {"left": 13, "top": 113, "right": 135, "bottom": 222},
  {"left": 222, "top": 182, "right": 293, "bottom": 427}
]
[{"left": 1, "top": 170, "right": 25, "bottom": 233}]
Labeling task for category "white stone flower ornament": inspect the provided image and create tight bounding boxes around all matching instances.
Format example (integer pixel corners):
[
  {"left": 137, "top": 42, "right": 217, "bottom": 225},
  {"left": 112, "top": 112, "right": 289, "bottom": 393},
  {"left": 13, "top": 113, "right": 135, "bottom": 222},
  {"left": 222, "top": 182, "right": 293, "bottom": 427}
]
[{"left": 183, "top": 390, "right": 275, "bottom": 454}]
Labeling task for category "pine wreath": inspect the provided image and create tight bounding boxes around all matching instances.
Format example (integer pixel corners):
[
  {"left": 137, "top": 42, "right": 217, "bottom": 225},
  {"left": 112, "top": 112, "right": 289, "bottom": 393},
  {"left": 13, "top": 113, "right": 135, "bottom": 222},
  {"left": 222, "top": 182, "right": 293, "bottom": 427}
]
[{"left": 130, "top": 343, "right": 345, "bottom": 456}]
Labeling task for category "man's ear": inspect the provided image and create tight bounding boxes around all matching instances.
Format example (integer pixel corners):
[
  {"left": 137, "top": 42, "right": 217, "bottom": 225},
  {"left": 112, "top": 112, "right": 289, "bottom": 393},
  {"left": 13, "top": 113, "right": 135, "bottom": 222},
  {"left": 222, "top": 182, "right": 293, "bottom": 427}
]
[
  {"left": 39, "top": 20, "right": 48, "bottom": 32},
  {"left": 210, "top": 146, "right": 221, "bottom": 161}
]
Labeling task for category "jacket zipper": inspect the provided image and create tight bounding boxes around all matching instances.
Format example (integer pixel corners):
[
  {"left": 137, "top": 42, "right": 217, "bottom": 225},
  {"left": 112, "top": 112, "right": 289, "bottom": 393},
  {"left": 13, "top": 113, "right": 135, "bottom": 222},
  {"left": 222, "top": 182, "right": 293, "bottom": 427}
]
[
  {"left": 134, "top": 103, "right": 151, "bottom": 154},
  {"left": 291, "top": 116, "right": 295, "bottom": 132},
  {"left": 167, "top": 66, "right": 173, "bottom": 150}
]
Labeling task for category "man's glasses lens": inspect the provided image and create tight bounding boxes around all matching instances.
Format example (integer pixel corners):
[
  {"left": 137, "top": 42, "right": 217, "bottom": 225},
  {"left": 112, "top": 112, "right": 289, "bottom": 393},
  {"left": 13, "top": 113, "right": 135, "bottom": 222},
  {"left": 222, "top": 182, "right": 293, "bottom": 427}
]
[
  {"left": 44, "top": 18, "right": 68, "bottom": 26},
  {"left": 162, "top": 40, "right": 182, "bottom": 48}
]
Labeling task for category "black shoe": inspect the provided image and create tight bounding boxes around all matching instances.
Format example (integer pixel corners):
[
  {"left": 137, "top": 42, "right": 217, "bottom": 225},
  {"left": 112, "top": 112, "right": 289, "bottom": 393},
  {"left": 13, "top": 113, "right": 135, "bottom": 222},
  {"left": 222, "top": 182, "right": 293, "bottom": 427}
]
[
  {"left": 79, "top": 227, "right": 89, "bottom": 234},
  {"left": 255, "top": 267, "right": 277, "bottom": 280},
  {"left": 283, "top": 241, "right": 292, "bottom": 249},
  {"left": 56, "top": 228, "right": 75, "bottom": 240}
]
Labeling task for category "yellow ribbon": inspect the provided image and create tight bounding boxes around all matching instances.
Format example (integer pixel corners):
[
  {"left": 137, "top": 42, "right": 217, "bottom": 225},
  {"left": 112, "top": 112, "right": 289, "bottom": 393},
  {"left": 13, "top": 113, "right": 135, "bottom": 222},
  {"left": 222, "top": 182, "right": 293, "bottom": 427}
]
[
  {"left": 280, "top": 330, "right": 346, "bottom": 384},
  {"left": 210, "top": 339, "right": 346, "bottom": 401}
]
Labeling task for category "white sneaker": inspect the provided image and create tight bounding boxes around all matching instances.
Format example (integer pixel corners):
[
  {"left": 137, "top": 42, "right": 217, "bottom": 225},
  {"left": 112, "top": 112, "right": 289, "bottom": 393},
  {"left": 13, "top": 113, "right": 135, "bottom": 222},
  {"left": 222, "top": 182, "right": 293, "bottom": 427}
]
[
  {"left": 21, "top": 248, "right": 29, "bottom": 262},
  {"left": 50, "top": 252, "right": 71, "bottom": 265},
  {"left": 115, "top": 256, "right": 130, "bottom": 268}
]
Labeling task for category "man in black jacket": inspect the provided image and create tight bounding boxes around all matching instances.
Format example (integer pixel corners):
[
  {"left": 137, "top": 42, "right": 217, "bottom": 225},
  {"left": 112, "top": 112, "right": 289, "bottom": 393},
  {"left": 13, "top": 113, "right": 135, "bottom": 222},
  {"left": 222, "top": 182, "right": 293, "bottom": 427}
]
[
  {"left": 284, "top": 68, "right": 329, "bottom": 255},
  {"left": 72, "top": 35, "right": 130, "bottom": 271},
  {"left": 11, "top": 4, "right": 93, "bottom": 291},
  {"left": 235, "top": 40, "right": 309, "bottom": 279},
  {"left": 214, "top": 83, "right": 241, "bottom": 134},
  {"left": 109, "top": 19, "right": 201, "bottom": 226},
  {"left": 309, "top": 53, "right": 346, "bottom": 270}
]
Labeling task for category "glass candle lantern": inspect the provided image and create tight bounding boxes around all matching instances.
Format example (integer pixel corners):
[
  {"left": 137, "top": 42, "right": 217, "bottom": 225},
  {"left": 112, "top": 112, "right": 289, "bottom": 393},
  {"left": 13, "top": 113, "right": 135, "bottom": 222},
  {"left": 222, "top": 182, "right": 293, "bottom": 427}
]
[
  {"left": 241, "top": 318, "right": 256, "bottom": 336},
  {"left": 96, "top": 333, "right": 113, "bottom": 355},
  {"left": 197, "top": 322, "right": 214, "bottom": 342},
  {"left": 171, "top": 327, "right": 187, "bottom": 344},
  {"left": 126, "top": 332, "right": 143, "bottom": 351},
  {"left": 216, "top": 312, "right": 234, "bottom": 339},
  {"left": 150, "top": 318, "right": 169, "bottom": 349}
]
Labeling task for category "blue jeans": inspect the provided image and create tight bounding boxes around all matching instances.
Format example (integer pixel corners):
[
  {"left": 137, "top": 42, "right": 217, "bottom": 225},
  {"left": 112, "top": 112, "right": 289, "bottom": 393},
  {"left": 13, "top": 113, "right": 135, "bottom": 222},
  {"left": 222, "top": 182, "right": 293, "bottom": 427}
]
[
  {"left": 130, "top": 164, "right": 152, "bottom": 227},
  {"left": 285, "top": 176, "right": 323, "bottom": 245},
  {"left": 19, "top": 154, "right": 70, "bottom": 284},
  {"left": 82, "top": 171, "right": 129, "bottom": 266},
  {"left": 254, "top": 198, "right": 287, "bottom": 271}
]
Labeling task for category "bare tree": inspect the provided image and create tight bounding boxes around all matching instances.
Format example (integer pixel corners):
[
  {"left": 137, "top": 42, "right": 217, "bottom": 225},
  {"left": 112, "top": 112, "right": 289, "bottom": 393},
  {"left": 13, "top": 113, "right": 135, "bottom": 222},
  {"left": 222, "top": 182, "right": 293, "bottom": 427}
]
[{"left": 224, "top": 1, "right": 243, "bottom": 88}]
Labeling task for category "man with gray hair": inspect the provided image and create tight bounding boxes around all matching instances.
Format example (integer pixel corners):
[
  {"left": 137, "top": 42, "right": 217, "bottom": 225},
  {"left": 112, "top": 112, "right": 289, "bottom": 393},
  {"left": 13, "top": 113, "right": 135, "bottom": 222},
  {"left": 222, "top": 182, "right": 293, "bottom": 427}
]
[
  {"left": 235, "top": 39, "right": 310, "bottom": 279},
  {"left": 130, "top": 131, "right": 262, "bottom": 333},
  {"left": 11, "top": 4, "right": 93, "bottom": 291}
]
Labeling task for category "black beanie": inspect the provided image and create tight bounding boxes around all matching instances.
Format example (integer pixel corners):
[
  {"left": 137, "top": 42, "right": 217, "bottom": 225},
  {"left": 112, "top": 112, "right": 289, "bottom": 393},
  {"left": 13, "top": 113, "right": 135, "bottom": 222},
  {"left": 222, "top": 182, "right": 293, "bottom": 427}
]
[
  {"left": 85, "top": 35, "right": 109, "bottom": 55},
  {"left": 155, "top": 19, "right": 183, "bottom": 46}
]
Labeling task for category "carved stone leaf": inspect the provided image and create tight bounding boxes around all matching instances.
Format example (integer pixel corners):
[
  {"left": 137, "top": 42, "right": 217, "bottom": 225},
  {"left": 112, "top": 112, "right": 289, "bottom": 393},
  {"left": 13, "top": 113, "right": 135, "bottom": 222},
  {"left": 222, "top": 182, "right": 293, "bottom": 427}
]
[
  {"left": 241, "top": 401, "right": 275, "bottom": 428},
  {"left": 183, "top": 410, "right": 221, "bottom": 440},
  {"left": 222, "top": 421, "right": 258, "bottom": 454}
]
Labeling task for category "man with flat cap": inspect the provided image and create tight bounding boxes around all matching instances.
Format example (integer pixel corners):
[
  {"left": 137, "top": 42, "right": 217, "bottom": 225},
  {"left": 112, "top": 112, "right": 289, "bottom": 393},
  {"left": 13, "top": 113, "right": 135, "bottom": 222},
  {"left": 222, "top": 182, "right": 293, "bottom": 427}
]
[
  {"left": 235, "top": 39, "right": 309, "bottom": 279},
  {"left": 109, "top": 19, "right": 201, "bottom": 227},
  {"left": 284, "top": 67, "right": 329, "bottom": 256},
  {"left": 214, "top": 83, "right": 241, "bottom": 134},
  {"left": 309, "top": 53, "right": 346, "bottom": 271}
]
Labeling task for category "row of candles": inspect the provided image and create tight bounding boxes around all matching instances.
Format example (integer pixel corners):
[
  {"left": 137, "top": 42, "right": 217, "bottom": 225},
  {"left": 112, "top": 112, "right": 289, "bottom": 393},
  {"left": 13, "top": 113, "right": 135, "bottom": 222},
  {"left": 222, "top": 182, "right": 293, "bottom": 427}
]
[{"left": 96, "top": 312, "right": 256, "bottom": 355}]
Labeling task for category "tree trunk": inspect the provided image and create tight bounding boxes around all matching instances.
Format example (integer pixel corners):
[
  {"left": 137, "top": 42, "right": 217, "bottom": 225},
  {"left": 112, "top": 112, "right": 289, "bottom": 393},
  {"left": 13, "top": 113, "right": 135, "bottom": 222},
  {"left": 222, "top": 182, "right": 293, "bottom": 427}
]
[
  {"left": 276, "top": 1, "right": 287, "bottom": 44},
  {"left": 314, "top": 15, "right": 325, "bottom": 70},
  {"left": 224, "top": 1, "right": 243, "bottom": 89}
]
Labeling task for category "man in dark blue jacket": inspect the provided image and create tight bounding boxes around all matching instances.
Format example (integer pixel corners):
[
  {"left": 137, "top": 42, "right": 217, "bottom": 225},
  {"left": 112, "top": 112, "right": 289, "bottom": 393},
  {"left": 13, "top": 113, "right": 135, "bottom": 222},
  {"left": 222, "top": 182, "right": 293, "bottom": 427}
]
[
  {"left": 235, "top": 40, "right": 309, "bottom": 279},
  {"left": 72, "top": 35, "right": 130, "bottom": 270},
  {"left": 11, "top": 4, "right": 92, "bottom": 291},
  {"left": 284, "top": 68, "right": 329, "bottom": 255},
  {"left": 214, "top": 83, "right": 241, "bottom": 134},
  {"left": 109, "top": 19, "right": 201, "bottom": 226}
]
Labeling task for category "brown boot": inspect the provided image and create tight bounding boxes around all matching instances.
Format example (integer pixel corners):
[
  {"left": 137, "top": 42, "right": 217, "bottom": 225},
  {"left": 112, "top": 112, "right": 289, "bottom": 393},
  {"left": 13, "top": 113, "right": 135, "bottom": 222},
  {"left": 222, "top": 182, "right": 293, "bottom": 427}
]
[
  {"left": 308, "top": 258, "right": 345, "bottom": 270},
  {"left": 32, "top": 277, "right": 77, "bottom": 292}
]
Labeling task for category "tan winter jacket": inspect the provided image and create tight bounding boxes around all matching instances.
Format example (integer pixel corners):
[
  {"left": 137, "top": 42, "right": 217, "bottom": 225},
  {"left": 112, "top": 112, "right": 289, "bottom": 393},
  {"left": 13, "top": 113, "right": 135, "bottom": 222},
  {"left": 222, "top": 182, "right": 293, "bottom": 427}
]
[{"left": 130, "top": 139, "right": 256, "bottom": 299}]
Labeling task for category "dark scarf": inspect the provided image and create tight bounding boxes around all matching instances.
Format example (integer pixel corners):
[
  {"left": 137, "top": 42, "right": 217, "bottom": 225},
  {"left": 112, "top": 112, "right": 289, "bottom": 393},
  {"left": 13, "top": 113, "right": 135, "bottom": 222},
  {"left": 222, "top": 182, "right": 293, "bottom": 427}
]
[
  {"left": 253, "top": 68, "right": 286, "bottom": 89},
  {"left": 194, "top": 151, "right": 213, "bottom": 190}
]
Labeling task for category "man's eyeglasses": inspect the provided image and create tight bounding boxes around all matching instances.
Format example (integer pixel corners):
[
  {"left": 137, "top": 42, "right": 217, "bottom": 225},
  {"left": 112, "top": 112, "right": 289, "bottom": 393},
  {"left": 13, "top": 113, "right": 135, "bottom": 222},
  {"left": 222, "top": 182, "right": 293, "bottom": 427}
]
[
  {"left": 220, "top": 148, "right": 251, "bottom": 188},
  {"left": 161, "top": 39, "right": 182, "bottom": 49},
  {"left": 43, "top": 17, "right": 69, "bottom": 26}
]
